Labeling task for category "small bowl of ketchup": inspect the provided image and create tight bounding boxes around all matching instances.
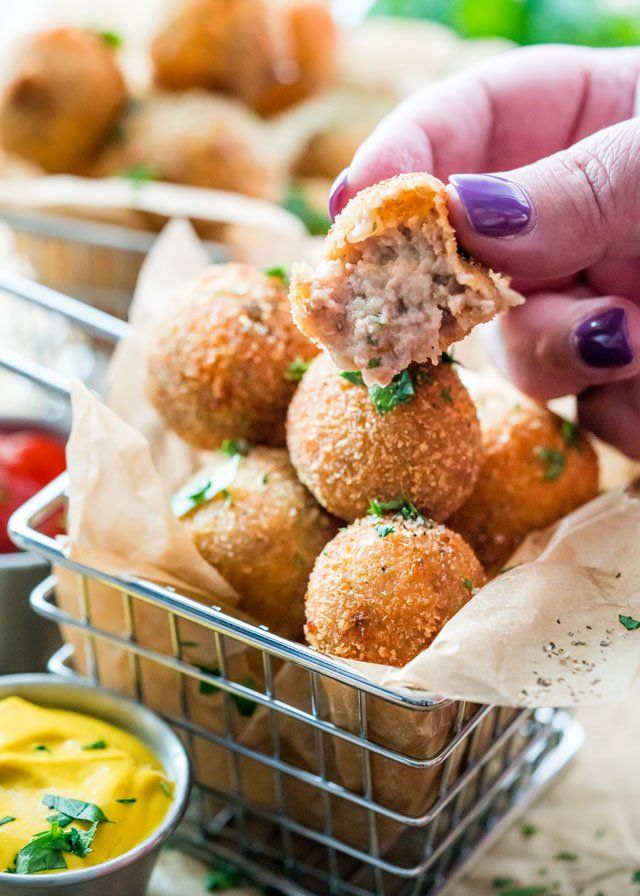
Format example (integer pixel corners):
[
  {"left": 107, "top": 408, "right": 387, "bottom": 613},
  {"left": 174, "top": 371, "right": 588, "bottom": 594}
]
[{"left": 0, "top": 419, "right": 66, "bottom": 674}]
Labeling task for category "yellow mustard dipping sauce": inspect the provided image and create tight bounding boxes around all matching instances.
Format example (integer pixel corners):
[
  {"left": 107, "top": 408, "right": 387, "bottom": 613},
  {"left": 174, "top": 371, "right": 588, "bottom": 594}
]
[{"left": 0, "top": 696, "right": 173, "bottom": 874}]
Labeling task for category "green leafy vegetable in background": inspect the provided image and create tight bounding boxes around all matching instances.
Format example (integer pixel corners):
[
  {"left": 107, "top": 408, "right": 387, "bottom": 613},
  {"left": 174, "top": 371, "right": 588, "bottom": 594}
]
[
  {"left": 619, "top": 614, "right": 640, "bottom": 631},
  {"left": 283, "top": 184, "right": 332, "bottom": 235}
]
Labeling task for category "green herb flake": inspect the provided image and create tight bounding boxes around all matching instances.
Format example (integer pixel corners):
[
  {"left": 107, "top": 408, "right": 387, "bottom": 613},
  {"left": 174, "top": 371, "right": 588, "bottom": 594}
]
[
  {"left": 440, "top": 388, "right": 453, "bottom": 403},
  {"left": 92, "top": 28, "right": 123, "bottom": 49},
  {"left": 340, "top": 370, "right": 364, "bottom": 386},
  {"left": 221, "top": 488, "right": 232, "bottom": 508},
  {"left": 367, "top": 358, "right": 381, "bottom": 369},
  {"left": 187, "top": 481, "right": 212, "bottom": 505},
  {"left": 619, "top": 614, "right": 640, "bottom": 631},
  {"left": 440, "top": 350, "right": 457, "bottom": 364},
  {"left": 230, "top": 678, "right": 258, "bottom": 717},
  {"left": 116, "top": 798, "right": 137, "bottom": 805},
  {"left": 536, "top": 447, "right": 566, "bottom": 481},
  {"left": 42, "top": 794, "right": 109, "bottom": 824},
  {"left": 286, "top": 358, "right": 310, "bottom": 381},
  {"left": 368, "top": 496, "right": 432, "bottom": 526},
  {"left": 262, "top": 473, "right": 269, "bottom": 485},
  {"left": 119, "top": 162, "right": 156, "bottom": 188},
  {"left": 205, "top": 857, "right": 244, "bottom": 891},
  {"left": 197, "top": 665, "right": 221, "bottom": 695},
  {"left": 159, "top": 780, "right": 173, "bottom": 798},
  {"left": 282, "top": 184, "right": 331, "bottom": 236},
  {"left": 521, "top": 822, "right": 538, "bottom": 839},
  {"left": 497, "top": 888, "right": 548, "bottom": 896},
  {"left": 0, "top": 817, "right": 15, "bottom": 827},
  {"left": 492, "top": 878, "right": 515, "bottom": 890},
  {"left": 82, "top": 739, "right": 107, "bottom": 751},
  {"left": 369, "top": 368, "right": 415, "bottom": 415},
  {"left": 220, "top": 439, "right": 250, "bottom": 457},
  {"left": 34, "top": 744, "right": 50, "bottom": 752},
  {"left": 264, "top": 265, "right": 289, "bottom": 284},
  {"left": 632, "top": 870, "right": 640, "bottom": 882},
  {"left": 374, "top": 523, "right": 395, "bottom": 538},
  {"left": 463, "top": 578, "right": 473, "bottom": 592},
  {"left": 560, "top": 419, "right": 581, "bottom": 449},
  {"left": 555, "top": 851, "right": 579, "bottom": 862}
]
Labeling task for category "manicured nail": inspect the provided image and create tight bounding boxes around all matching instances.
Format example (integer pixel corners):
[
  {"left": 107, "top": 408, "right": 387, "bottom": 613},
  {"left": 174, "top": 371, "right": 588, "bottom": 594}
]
[
  {"left": 449, "top": 173, "right": 532, "bottom": 236},
  {"left": 328, "top": 168, "right": 350, "bottom": 221},
  {"left": 574, "top": 307, "right": 633, "bottom": 368}
]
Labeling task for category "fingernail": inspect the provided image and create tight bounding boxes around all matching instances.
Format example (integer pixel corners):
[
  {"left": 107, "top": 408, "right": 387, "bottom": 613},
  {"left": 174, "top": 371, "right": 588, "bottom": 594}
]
[
  {"left": 328, "top": 168, "right": 350, "bottom": 221},
  {"left": 574, "top": 307, "right": 633, "bottom": 367},
  {"left": 449, "top": 173, "right": 532, "bottom": 236}
]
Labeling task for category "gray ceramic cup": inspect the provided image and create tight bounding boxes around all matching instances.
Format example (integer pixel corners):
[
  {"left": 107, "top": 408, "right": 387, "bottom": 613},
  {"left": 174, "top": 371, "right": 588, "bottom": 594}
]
[{"left": 0, "top": 674, "right": 191, "bottom": 896}]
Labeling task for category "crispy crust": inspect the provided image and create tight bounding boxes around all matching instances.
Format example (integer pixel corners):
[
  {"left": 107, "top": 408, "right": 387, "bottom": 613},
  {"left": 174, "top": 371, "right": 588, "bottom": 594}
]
[
  {"left": 289, "top": 173, "right": 522, "bottom": 384},
  {"left": 305, "top": 515, "right": 485, "bottom": 667}
]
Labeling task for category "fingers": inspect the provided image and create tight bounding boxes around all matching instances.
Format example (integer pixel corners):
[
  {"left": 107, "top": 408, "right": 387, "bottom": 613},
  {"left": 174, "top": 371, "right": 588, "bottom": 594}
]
[
  {"left": 329, "top": 45, "right": 640, "bottom": 219},
  {"left": 447, "top": 117, "right": 640, "bottom": 280},
  {"left": 578, "top": 379, "right": 640, "bottom": 459},
  {"left": 484, "top": 291, "right": 640, "bottom": 401}
]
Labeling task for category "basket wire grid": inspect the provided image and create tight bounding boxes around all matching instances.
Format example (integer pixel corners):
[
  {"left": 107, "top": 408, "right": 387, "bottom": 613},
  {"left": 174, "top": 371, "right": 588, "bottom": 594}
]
[{"left": 0, "top": 266, "right": 583, "bottom": 896}]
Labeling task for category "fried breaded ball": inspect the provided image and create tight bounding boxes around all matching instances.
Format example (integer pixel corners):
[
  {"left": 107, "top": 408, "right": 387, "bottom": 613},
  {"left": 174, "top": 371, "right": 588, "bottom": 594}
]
[
  {"left": 0, "top": 28, "right": 126, "bottom": 174},
  {"left": 305, "top": 515, "right": 484, "bottom": 666},
  {"left": 286, "top": 352, "right": 482, "bottom": 522},
  {"left": 147, "top": 263, "right": 318, "bottom": 450},
  {"left": 150, "top": 0, "right": 336, "bottom": 116},
  {"left": 93, "top": 91, "right": 280, "bottom": 200},
  {"left": 448, "top": 402, "right": 600, "bottom": 575},
  {"left": 289, "top": 173, "right": 523, "bottom": 387},
  {"left": 180, "top": 446, "right": 337, "bottom": 637}
]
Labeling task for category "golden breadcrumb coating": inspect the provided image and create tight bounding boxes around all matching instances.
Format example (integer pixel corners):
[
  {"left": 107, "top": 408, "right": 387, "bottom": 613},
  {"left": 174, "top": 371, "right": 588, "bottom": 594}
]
[
  {"left": 181, "top": 447, "right": 337, "bottom": 639},
  {"left": 150, "top": 0, "right": 336, "bottom": 116},
  {"left": 286, "top": 352, "right": 482, "bottom": 522},
  {"left": 93, "top": 91, "right": 280, "bottom": 200},
  {"left": 449, "top": 403, "right": 600, "bottom": 575},
  {"left": 0, "top": 27, "right": 126, "bottom": 174},
  {"left": 289, "top": 172, "right": 522, "bottom": 387},
  {"left": 305, "top": 515, "right": 485, "bottom": 667},
  {"left": 147, "top": 263, "right": 318, "bottom": 449}
]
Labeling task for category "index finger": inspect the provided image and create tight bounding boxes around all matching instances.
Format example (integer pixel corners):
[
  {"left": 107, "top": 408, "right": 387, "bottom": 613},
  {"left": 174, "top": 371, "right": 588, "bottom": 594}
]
[{"left": 335, "top": 44, "right": 640, "bottom": 210}]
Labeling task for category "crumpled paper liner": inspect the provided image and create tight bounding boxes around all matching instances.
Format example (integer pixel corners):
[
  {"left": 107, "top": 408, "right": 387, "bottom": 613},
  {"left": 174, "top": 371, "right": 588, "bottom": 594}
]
[{"left": 52, "top": 220, "right": 640, "bottom": 866}]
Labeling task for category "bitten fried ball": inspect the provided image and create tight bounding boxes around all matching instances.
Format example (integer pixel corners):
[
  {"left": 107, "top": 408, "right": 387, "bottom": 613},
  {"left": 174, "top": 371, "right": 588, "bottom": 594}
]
[
  {"left": 150, "top": 0, "right": 336, "bottom": 116},
  {"left": 286, "top": 352, "right": 482, "bottom": 522},
  {"left": 93, "top": 91, "right": 280, "bottom": 200},
  {"left": 179, "top": 446, "right": 337, "bottom": 638},
  {"left": 0, "top": 28, "right": 126, "bottom": 173},
  {"left": 289, "top": 173, "right": 523, "bottom": 387},
  {"left": 305, "top": 515, "right": 484, "bottom": 666},
  {"left": 147, "top": 263, "right": 318, "bottom": 449},
  {"left": 448, "top": 402, "right": 600, "bottom": 575}
]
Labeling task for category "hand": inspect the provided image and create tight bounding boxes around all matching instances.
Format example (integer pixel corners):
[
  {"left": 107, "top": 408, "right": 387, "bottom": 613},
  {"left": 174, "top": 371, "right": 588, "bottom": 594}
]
[{"left": 329, "top": 45, "right": 640, "bottom": 458}]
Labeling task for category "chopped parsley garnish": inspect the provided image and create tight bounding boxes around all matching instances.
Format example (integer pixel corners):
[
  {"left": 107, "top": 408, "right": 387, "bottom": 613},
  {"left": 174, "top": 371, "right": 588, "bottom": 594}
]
[
  {"left": 0, "top": 817, "right": 15, "bottom": 827},
  {"left": 536, "top": 447, "right": 566, "bottom": 481},
  {"left": 619, "top": 614, "right": 640, "bottom": 631},
  {"left": 463, "top": 578, "right": 474, "bottom": 592},
  {"left": 205, "top": 857, "right": 244, "bottom": 891},
  {"left": 282, "top": 184, "right": 331, "bottom": 235},
  {"left": 231, "top": 678, "right": 257, "bottom": 717},
  {"left": 42, "top": 795, "right": 109, "bottom": 824},
  {"left": 366, "top": 334, "right": 378, "bottom": 346},
  {"left": 159, "top": 780, "right": 173, "bottom": 798},
  {"left": 367, "top": 358, "right": 381, "bottom": 369},
  {"left": 286, "top": 358, "right": 310, "bottom": 381},
  {"left": 632, "top": 870, "right": 640, "bottom": 882},
  {"left": 498, "top": 888, "right": 548, "bottom": 896},
  {"left": 220, "top": 439, "right": 250, "bottom": 457},
  {"left": 119, "top": 162, "right": 156, "bottom": 187},
  {"left": 368, "top": 496, "right": 432, "bottom": 525},
  {"left": 264, "top": 265, "right": 289, "bottom": 284},
  {"left": 492, "top": 878, "right": 515, "bottom": 890},
  {"left": 374, "top": 523, "right": 395, "bottom": 538},
  {"left": 188, "top": 482, "right": 212, "bottom": 505},
  {"left": 521, "top": 822, "right": 538, "bottom": 838},
  {"left": 440, "top": 388, "right": 453, "bottom": 403},
  {"left": 560, "top": 419, "right": 581, "bottom": 449},
  {"left": 34, "top": 744, "right": 50, "bottom": 752},
  {"left": 369, "top": 368, "right": 415, "bottom": 415},
  {"left": 555, "top": 851, "right": 579, "bottom": 862},
  {"left": 197, "top": 665, "right": 221, "bottom": 695},
  {"left": 221, "top": 488, "right": 232, "bottom": 507},
  {"left": 262, "top": 473, "right": 269, "bottom": 485},
  {"left": 90, "top": 28, "right": 123, "bottom": 48},
  {"left": 82, "top": 739, "right": 107, "bottom": 751},
  {"left": 116, "top": 798, "right": 137, "bottom": 804},
  {"left": 171, "top": 455, "right": 240, "bottom": 517},
  {"left": 440, "top": 350, "right": 457, "bottom": 364},
  {"left": 340, "top": 370, "right": 364, "bottom": 386}
]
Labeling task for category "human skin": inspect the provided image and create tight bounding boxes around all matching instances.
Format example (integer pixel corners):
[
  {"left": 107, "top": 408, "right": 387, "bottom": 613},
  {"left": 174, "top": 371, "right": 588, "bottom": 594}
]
[{"left": 328, "top": 46, "right": 640, "bottom": 458}]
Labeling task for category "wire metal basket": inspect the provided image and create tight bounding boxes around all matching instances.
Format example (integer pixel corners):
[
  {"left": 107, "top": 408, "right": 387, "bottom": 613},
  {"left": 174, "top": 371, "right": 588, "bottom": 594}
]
[{"left": 1, "top": 271, "right": 583, "bottom": 896}]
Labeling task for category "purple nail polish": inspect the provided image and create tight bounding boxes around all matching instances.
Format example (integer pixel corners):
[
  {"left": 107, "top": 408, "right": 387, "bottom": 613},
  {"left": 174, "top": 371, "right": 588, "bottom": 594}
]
[
  {"left": 574, "top": 307, "right": 633, "bottom": 368},
  {"left": 449, "top": 173, "right": 532, "bottom": 237},
  {"left": 328, "top": 168, "right": 350, "bottom": 221}
]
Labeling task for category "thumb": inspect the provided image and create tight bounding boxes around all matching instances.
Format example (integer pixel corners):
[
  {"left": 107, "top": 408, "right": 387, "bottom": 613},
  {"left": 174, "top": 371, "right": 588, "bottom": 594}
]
[{"left": 447, "top": 118, "right": 640, "bottom": 280}]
